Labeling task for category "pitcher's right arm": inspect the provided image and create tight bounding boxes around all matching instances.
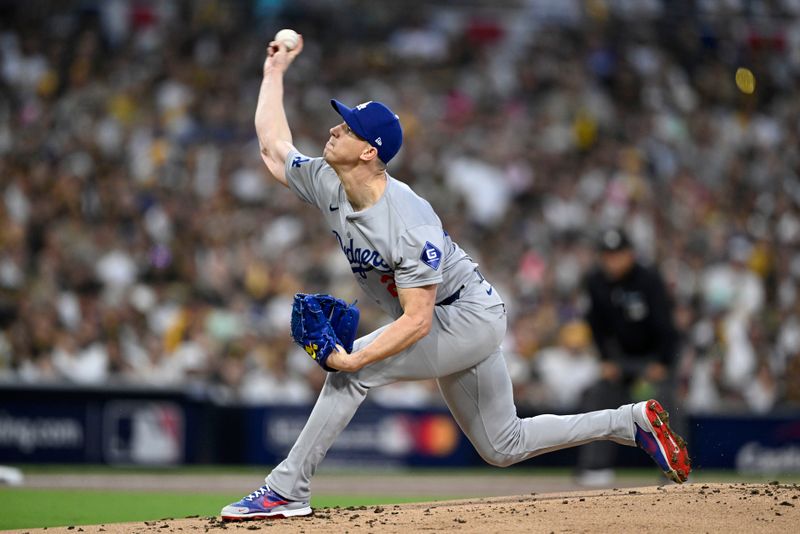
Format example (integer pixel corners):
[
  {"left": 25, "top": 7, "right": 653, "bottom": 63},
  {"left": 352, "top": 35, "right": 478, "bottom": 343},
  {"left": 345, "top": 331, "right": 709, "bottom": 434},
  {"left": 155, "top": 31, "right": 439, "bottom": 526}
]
[{"left": 255, "top": 36, "right": 304, "bottom": 187}]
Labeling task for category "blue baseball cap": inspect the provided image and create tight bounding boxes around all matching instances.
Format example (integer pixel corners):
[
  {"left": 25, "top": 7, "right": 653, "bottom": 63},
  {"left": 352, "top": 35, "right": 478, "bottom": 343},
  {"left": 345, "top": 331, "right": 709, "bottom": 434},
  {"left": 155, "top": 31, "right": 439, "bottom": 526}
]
[{"left": 330, "top": 99, "right": 403, "bottom": 164}]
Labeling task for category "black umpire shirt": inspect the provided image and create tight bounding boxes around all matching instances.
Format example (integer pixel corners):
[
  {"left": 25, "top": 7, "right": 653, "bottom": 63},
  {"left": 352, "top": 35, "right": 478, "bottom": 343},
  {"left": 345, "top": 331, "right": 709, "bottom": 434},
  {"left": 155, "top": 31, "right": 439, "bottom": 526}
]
[{"left": 584, "top": 262, "right": 678, "bottom": 366}]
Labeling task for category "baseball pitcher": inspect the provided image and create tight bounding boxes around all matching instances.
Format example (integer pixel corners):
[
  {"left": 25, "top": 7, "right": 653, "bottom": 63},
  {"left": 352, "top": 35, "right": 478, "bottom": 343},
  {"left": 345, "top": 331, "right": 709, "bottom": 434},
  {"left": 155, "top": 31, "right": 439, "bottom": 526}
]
[{"left": 221, "top": 35, "right": 691, "bottom": 521}]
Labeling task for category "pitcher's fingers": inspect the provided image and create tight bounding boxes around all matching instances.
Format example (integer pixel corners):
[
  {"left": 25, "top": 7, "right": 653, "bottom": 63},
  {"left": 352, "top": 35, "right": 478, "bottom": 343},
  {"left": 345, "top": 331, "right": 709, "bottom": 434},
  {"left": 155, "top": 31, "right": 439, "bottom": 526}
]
[
  {"left": 267, "top": 40, "right": 286, "bottom": 56},
  {"left": 287, "top": 34, "right": 304, "bottom": 57}
]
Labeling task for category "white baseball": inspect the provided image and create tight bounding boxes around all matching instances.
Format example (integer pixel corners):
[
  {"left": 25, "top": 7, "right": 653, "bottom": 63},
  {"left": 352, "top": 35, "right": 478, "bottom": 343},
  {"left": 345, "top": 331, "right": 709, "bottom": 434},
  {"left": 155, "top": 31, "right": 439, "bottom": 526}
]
[{"left": 274, "top": 28, "right": 300, "bottom": 51}]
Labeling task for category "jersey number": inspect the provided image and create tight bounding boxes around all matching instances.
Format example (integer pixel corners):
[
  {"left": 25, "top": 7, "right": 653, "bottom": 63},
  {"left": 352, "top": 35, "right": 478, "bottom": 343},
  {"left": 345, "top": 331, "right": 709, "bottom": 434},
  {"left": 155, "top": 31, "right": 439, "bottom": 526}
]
[{"left": 380, "top": 275, "right": 398, "bottom": 297}]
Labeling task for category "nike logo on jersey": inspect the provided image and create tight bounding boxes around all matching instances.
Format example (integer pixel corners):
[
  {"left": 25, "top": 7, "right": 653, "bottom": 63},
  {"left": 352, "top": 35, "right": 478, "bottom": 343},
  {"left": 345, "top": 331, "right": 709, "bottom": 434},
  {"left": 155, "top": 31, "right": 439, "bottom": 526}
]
[
  {"left": 486, "top": 286, "right": 493, "bottom": 295},
  {"left": 329, "top": 204, "right": 339, "bottom": 211}
]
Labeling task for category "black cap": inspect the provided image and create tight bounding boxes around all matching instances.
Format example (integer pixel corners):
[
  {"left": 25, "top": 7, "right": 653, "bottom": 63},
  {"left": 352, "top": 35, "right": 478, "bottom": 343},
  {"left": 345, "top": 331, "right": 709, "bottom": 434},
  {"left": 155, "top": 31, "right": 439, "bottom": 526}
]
[{"left": 597, "top": 228, "right": 632, "bottom": 252}]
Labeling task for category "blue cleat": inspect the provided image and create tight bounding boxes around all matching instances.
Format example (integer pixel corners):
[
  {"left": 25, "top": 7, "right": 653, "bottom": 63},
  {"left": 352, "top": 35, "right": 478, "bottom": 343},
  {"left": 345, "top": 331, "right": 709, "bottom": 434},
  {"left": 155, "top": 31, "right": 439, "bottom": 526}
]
[{"left": 221, "top": 484, "right": 312, "bottom": 521}]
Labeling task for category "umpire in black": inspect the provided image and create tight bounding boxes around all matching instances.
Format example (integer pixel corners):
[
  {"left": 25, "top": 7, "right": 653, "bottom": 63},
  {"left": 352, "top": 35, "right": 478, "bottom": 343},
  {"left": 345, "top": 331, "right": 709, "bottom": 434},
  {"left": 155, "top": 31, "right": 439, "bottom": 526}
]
[{"left": 577, "top": 228, "right": 679, "bottom": 485}]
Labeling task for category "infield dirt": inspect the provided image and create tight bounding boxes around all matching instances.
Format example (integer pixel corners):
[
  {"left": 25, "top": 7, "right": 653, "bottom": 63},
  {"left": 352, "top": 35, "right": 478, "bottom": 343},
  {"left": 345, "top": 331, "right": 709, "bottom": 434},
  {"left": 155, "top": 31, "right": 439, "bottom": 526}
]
[{"left": 7, "top": 482, "right": 799, "bottom": 533}]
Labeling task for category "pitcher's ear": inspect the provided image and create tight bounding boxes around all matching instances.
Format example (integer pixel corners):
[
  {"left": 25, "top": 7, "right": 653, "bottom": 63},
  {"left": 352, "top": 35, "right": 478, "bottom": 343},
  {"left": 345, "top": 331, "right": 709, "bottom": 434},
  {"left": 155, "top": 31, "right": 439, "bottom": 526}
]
[{"left": 360, "top": 145, "right": 378, "bottom": 163}]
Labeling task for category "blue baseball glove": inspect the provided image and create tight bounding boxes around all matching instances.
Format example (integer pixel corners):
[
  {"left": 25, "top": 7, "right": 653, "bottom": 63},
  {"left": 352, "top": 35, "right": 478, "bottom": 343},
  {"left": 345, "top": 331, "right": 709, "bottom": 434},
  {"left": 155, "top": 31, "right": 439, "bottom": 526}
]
[{"left": 290, "top": 293, "right": 360, "bottom": 372}]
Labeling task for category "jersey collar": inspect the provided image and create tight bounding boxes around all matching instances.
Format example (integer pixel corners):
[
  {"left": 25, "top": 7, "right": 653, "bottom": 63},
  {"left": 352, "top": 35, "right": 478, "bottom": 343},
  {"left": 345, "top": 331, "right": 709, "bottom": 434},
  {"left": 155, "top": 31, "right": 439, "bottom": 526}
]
[{"left": 345, "top": 175, "right": 393, "bottom": 221}]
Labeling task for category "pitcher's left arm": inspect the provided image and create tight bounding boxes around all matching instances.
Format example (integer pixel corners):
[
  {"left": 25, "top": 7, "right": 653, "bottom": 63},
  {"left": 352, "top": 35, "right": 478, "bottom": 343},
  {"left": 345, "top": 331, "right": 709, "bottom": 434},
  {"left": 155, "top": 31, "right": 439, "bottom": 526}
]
[{"left": 326, "top": 284, "right": 436, "bottom": 372}]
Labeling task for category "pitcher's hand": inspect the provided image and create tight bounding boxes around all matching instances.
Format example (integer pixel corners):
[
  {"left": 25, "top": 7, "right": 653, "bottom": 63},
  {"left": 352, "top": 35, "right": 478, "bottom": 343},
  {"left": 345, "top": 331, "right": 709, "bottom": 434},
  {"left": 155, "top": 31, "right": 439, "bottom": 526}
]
[
  {"left": 326, "top": 344, "right": 364, "bottom": 373},
  {"left": 264, "top": 35, "right": 304, "bottom": 74}
]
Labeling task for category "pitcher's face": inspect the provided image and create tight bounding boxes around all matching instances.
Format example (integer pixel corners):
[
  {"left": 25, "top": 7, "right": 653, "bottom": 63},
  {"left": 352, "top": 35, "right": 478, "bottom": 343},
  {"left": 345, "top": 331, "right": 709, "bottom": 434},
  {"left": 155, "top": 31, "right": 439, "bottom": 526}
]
[{"left": 323, "top": 122, "right": 370, "bottom": 166}]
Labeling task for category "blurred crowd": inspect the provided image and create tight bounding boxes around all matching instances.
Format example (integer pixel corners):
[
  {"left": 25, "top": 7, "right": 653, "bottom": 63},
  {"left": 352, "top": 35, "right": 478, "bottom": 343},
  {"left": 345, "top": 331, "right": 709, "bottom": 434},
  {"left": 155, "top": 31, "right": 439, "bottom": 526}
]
[{"left": 1, "top": 0, "right": 800, "bottom": 413}]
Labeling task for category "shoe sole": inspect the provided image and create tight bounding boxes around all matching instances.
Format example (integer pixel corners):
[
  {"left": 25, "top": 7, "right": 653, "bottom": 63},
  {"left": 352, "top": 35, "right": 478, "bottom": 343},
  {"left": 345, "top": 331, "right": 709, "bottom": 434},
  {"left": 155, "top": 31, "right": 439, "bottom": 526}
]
[
  {"left": 639, "top": 400, "right": 691, "bottom": 484},
  {"left": 221, "top": 506, "right": 313, "bottom": 521}
]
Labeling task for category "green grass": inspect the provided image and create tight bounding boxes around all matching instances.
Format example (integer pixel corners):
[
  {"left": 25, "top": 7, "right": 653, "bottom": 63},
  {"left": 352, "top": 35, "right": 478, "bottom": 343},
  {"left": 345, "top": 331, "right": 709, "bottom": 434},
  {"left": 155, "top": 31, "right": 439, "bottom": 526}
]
[
  {"left": 11, "top": 464, "right": 800, "bottom": 483},
  {"left": 0, "top": 489, "right": 445, "bottom": 530}
]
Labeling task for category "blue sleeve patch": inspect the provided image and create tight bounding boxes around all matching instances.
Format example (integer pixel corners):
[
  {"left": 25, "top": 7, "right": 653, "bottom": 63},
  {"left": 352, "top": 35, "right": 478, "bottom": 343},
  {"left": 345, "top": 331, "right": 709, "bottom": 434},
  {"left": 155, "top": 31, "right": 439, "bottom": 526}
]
[
  {"left": 420, "top": 241, "right": 442, "bottom": 271},
  {"left": 291, "top": 155, "right": 310, "bottom": 168}
]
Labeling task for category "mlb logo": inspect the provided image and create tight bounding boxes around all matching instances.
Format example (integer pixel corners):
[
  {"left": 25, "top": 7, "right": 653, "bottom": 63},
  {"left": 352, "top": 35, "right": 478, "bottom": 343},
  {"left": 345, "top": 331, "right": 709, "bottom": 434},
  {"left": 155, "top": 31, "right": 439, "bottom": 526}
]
[{"left": 103, "top": 401, "right": 184, "bottom": 465}]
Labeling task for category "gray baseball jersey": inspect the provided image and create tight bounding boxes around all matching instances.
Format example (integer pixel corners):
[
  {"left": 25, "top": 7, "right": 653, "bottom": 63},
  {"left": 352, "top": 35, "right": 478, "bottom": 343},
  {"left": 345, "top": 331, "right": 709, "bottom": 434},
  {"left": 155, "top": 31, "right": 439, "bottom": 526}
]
[
  {"left": 285, "top": 149, "right": 488, "bottom": 317},
  {"left": 266, "top": 149, "right": 641, "bottom": 501}
]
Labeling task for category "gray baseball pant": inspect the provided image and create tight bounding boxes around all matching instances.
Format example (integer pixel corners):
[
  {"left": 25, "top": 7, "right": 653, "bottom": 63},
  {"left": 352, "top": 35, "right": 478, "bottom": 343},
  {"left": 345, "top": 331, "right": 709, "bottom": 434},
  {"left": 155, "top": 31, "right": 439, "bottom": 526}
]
[{"left": 267, "top": 283, "right": 637, "bottom": 501}]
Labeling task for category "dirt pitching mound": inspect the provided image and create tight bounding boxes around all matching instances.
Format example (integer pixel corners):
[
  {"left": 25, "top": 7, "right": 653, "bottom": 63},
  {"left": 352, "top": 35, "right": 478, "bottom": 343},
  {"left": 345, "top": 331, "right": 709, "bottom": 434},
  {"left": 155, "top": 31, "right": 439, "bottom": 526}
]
[{"left": 11, "top": 482, "right": 800, "bottom": 533}]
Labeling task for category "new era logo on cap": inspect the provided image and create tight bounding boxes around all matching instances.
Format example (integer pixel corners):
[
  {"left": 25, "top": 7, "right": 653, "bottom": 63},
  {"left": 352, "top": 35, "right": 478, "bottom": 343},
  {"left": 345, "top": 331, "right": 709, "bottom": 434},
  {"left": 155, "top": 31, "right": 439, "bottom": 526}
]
[{"left": 330, "top": 99, "right": 403, "bottom": 164}]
